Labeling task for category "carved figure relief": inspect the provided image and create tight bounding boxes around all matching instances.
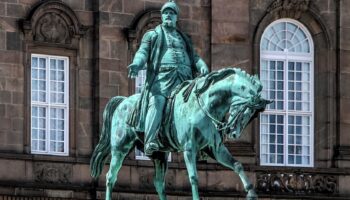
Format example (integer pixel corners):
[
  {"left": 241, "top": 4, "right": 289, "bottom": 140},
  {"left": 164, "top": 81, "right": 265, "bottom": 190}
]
[
  {"left": 257, "top": 172, "right": 337, "bottom": 194},
  {"left": 35, "top": 13, "right": 71, "bottom": 44},
  {"left": 267, "top": 0, "right": 310, "bottom": 19},
  {"left": 34, "top": 162, "right": 72, "bottom": 184}
]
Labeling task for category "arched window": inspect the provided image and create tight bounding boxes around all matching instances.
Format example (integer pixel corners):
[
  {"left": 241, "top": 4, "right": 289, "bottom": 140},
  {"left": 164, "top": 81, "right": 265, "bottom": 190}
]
[{"left": 259, "top": 19, "right": 314, "bottom": 167}]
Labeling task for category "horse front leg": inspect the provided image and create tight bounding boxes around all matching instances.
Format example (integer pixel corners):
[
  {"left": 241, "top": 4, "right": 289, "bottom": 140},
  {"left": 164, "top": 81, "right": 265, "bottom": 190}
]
[
  {"left": 183, "top": 149, "right": 200, "bottom": 200},
  {"left": 152, "top": 152, "right": 169, "bottom": 200},
  {"left": 210, "top": 144, "right": 257, "bottom": 199}
]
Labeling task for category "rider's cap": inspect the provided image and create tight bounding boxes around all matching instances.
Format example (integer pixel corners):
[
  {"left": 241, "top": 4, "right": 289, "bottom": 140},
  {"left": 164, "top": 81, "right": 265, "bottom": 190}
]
[{"left": 161, "top": 0, "right": 179, "bottom": 15}]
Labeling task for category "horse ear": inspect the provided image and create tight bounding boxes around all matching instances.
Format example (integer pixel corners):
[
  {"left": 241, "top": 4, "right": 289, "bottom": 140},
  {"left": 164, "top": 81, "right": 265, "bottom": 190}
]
[{"left": 263, "top": 99, "right": 273, "bottom": 106}]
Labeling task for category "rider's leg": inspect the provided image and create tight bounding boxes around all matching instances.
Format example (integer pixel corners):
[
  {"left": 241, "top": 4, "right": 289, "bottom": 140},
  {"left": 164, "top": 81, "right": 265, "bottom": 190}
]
[
  {"left": 144, "top": 95, "right": 166, "bottom": 155},
  {"left": 153, "top": 152, "right": 169, "bottom": 200}
]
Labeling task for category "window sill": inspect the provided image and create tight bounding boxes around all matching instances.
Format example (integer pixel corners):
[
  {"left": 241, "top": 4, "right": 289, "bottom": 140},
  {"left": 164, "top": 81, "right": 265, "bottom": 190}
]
[{"left": 0, "top": 152, "right": 90, "bottom": 164}]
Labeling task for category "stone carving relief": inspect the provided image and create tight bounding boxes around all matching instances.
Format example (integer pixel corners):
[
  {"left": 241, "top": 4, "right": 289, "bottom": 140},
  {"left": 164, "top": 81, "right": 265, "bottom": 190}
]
[
  {"left": 22, "top": 1, "right": 86, "bottom": 48},
  {"left": 35, "top": 13, "right": 71, "bottom": 44},
  {"left": 267, "top": 0, "right": 310, "bottom": 19},
  {"left": 34, "top": 162, "right": 72, "bottom": 184},
  {"left": 257, "top": 172, "right": 337, "bottom": 194}
]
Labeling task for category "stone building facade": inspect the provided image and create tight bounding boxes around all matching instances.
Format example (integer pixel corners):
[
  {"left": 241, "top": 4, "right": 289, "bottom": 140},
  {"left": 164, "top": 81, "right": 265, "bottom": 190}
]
[{"left": 0, "top": 0, "right": 349, "bottom": 199}]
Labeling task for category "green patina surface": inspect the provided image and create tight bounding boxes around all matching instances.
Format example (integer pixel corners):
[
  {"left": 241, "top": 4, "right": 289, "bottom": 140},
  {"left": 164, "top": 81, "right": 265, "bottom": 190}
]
[{"left": 90, "top": 1, "right": 270, "bottom": 200}]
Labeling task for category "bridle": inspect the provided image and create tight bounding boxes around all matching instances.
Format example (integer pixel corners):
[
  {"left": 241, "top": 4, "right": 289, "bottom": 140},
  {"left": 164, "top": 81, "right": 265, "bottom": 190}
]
[{"left": 194, "top": 84, "right": 250, "bottom": 133}]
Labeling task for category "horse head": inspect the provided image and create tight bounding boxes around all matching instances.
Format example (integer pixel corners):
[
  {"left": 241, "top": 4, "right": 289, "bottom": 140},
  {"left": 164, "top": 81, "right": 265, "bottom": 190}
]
[
  {"left": 224, "top": 69, "right": 272, "bottom": 139},
  {"left": 227, "top": 94, "right": 272, "bottom": 139},
  {"left": 193, "top": 68, "right": 271, "bottom": 139}
]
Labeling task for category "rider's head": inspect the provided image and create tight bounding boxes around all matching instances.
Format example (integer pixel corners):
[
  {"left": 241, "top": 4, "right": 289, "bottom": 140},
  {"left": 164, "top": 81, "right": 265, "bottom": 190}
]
[{"left": 161, "top": 0, "right": 178, "bottom": 28}]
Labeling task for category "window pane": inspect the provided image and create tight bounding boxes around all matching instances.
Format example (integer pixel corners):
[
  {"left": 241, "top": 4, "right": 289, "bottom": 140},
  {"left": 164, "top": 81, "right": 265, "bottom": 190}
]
[
  {"left": 32, "top": 69, "right": 38, "bottom": 79},
  {"left": 277, "top": 155, "right": 283, "bottom": 164},
  {"left": 39, "top": 58, "right": 46, "bottom": 69},
  {"left": 50, "top": 142, "right": 56, "bottom": 152},
  {"left": 135, "top": 70, "right": 146, "bottom": 94},
  {"left": 58, "top": 109, "right": 64, "bottom": 119},
  {"left": 32, "top": 57, "right": 38, "bottom": 68},
  {"left": 32, "top": 140, "right": 38, "bottom": 151},
  {"left": 58, "top": 60, "right": 64, "bottom": 70},
  {"left": 57, "top": 71, "right": 64, "bottom": 81},
  {"left": 58, "top": 82, "right": 64, "bottom": 92},
  {"left": 39, "top": 91, "right": 46, "bottom": 102},
  {"left": 39, "top": 140, "right": 46, "bottom": 151},
  {"left": 57, "top": 131, "right": 64, "bottom": 141},
  {"left": 57, "top": 93, "right": 64, "bottom": 103},
  {"left": 39, "top": 70, "right": 46, "bottom": 79},
  {"left": 51, "top": 70, "right": 56, "bottom": 80},
  {"left": 50, "top": 130, "right": 56, "bottom": 141},
  {"left": 57, "top": 142, "right": 64, "bottom": 152},
  {"left": 50, "top": 59, "right": 56, "bottom": 70}
]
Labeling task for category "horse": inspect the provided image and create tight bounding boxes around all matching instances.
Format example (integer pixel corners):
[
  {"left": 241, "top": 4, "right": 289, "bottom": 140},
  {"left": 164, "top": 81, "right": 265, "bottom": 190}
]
[{"left": 90, "top": 68, "right": 270, "bottom": 200}]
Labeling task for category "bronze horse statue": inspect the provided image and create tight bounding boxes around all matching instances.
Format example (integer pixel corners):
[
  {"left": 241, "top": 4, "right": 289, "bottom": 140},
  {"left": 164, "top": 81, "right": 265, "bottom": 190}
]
[{"left": 90, "top": 68, "right": 270, "bottom": 200}]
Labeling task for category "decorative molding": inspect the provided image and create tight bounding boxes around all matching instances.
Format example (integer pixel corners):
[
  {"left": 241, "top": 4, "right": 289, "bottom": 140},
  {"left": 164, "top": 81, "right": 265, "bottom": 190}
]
[
  {"left": 34, "top": 162, "right": 72, "bottom": 184},
  {"left": 21, "top": 1, "right": 87, "bottom": 49},
  {"left": 256, "top": 172, "right": 337, "bottom": 194},
  {"left": 267, "top": 0, "right": 310, "bottom": 19}
]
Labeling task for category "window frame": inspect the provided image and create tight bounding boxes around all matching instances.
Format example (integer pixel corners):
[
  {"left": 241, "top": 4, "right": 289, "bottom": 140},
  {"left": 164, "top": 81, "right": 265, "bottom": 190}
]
[
  {"left": 259, "top": 18, "right": 314, "bottom": 167},
  {"left": 30, "top": 53, "right": 69, "bottom": 156}
]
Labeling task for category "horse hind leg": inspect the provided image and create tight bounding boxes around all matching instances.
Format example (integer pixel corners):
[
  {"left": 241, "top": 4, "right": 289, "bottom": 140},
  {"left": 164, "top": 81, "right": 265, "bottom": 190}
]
[
  {"left": 106, "top": 130, "right": 136, "bottom": 200},
  {"left": 105, "top": 149, "right": 127, "bottom": 200},
  {"left": 209, "top": 144, "right": 257, "bottom": 200}
]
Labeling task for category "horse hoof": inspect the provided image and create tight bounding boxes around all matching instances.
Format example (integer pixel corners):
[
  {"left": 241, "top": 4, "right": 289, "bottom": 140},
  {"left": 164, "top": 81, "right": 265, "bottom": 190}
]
[{"left": 246, "top": 189, "right": 258, "bottom": 200}]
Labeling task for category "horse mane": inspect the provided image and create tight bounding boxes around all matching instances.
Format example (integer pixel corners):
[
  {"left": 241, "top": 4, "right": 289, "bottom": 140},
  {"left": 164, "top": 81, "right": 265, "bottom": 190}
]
[
  {"left": 233, "top": 68, "right": 262, "bottom": 93},
  {"left": 194, "top": 68, "right": 262, "bottom": 96}
]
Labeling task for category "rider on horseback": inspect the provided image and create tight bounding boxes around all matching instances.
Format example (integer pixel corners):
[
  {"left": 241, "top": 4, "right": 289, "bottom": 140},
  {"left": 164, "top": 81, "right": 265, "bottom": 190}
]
[{"left": 127, "top": 0, "right": 209, "bottom": 156}]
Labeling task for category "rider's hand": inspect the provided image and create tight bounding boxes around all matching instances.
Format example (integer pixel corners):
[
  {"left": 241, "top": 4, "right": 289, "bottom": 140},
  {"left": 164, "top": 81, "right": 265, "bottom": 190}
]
[
  {"left": 200, "top": 66, "right": 209, "bottom": 75},
  {"left": 128, "top": 63, "right": 139, "bottom": 79}
]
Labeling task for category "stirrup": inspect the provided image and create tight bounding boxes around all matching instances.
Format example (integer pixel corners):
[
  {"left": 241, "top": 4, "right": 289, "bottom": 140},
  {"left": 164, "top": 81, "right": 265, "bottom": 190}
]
[{"left": 144, "top": 142, "right": 159, "bottom": 156}]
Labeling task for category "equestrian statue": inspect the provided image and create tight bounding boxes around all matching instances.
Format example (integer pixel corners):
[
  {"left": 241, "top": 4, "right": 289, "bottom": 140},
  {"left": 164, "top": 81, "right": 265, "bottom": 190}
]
[{"left": 90, "top": 1, "right": 271, "bottom": 199}]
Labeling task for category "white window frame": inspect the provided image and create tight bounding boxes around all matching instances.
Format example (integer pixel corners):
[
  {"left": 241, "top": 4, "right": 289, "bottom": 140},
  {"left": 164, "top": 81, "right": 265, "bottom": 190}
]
[
  {"left": 31, "top": 54, "right": 69, "bottom": 156},
  {"left": 259, "top": 19, "right": 314, "bottom": 167}
]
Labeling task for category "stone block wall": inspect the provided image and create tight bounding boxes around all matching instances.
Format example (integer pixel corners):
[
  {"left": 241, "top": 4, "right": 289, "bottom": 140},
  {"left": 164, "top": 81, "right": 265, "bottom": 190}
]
[
  {"left": 211, "top": 0, "right": 250, "bottom": 72},
  {"left": 0, "top": 0, "right": 31, "bottom": 153}
]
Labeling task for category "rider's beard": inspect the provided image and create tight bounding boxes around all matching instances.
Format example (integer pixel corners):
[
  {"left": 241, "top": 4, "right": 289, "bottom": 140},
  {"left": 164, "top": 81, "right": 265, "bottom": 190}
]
[{"left": 163, "top": 20, "right": 176, "bottom": 29}]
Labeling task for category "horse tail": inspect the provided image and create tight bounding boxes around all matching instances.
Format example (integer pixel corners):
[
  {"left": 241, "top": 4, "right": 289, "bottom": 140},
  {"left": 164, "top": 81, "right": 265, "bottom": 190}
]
[{"left": 90, "top": 96, "right": 126, "bottom": 179}]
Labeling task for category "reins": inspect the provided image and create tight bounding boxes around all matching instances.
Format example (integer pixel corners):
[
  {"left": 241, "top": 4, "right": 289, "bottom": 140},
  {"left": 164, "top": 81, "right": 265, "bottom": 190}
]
[{"left": 194, "top": 83, "right": 248, "bottom": 133}]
